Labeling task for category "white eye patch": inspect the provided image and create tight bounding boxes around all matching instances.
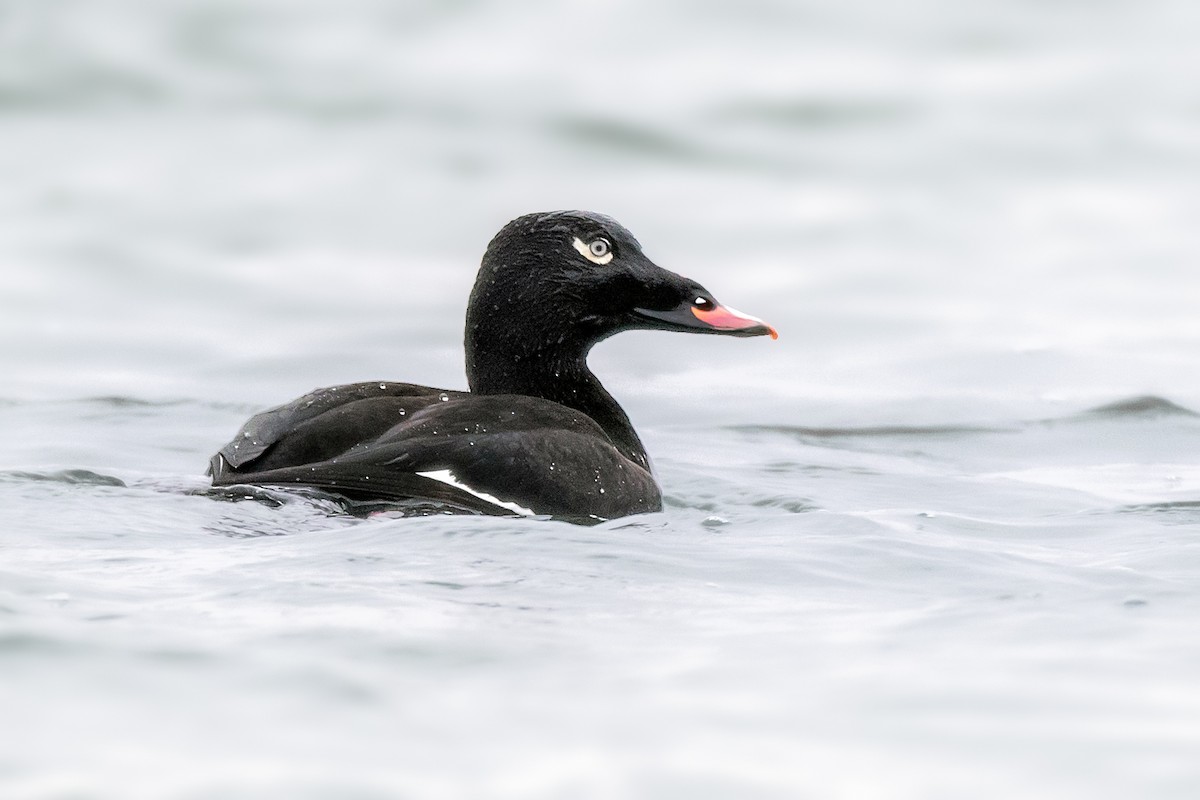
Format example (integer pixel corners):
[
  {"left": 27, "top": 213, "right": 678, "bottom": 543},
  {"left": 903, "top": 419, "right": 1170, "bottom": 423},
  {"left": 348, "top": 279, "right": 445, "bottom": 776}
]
[{"left": 572, "top": 236, "right": 614, "bottom": 265}]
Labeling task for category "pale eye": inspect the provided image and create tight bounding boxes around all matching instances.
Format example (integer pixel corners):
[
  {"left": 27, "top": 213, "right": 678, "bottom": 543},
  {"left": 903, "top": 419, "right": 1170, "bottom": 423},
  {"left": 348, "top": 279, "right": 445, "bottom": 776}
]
[{"left": 572, "top": 236, "right": 614, "bottom": 265}]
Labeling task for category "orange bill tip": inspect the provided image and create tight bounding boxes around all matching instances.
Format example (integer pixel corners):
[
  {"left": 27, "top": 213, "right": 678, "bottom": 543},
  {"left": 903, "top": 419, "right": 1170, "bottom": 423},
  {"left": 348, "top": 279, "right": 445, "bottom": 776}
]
[{"left": 691, "top": 304, "right": 778, "bottom": 339}]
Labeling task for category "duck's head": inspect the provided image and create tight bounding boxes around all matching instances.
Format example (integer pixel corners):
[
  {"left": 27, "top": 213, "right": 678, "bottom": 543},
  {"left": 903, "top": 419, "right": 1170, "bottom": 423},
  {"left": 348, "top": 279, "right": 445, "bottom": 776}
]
[{"left": 465, "top": 211, "right": 776, "bottom": 373}]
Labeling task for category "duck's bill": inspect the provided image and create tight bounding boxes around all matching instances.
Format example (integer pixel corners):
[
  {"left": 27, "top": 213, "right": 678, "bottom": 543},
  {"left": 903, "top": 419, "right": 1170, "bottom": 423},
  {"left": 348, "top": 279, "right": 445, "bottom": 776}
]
[{"left": 633, "top": 301, "right": 778, "bottom": 339}]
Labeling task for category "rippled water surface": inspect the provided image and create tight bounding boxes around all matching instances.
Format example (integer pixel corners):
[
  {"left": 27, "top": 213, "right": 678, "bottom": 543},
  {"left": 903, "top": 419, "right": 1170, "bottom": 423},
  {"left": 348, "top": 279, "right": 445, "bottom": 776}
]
[{"left": 3, "top": 1, "right": 1200, "bottom": 798}]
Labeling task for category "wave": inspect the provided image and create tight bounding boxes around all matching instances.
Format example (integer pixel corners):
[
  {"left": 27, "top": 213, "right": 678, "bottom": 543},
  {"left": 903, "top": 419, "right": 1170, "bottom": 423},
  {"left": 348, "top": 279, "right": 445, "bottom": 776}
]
[
  {"left": 1080, "top": 395, "right": 1199, "bottom": 419},
  {"left": 547, "top": 114, "right": 786, "bottom": 171},
  {"left": 0, "top": 396, "right": 260, "bottom": 412},
  {"left": 0, "top": 469, "right": 127, "bottom": 487},
  {"left": 732, "top": 423, "right": 1012, "bottom": 439},
  {"left": 1116, "top": 500, "right": 1200, "bottom": 528},
  {"left": 734, "top": 396, "right": 1200, "bottom": 442},
  {"left": 709, "top": 98, "right": 913, "bottom": 130},
  {"left": 79, "top": 396, "right": 258, "bottom": 411}
]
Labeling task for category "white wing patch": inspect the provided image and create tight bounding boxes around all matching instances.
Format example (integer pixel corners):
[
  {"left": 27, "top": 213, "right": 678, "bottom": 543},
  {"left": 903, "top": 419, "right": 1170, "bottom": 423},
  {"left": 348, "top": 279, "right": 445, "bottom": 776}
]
[{"left": 416, "top": 469, "right": 536, "bottom": 516}]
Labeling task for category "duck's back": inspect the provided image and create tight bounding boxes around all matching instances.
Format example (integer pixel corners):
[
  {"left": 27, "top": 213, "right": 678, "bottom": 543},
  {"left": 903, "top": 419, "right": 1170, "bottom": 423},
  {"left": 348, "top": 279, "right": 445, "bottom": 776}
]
[{"left": 209, "top": 382, "right": 662, "bottom": 520}]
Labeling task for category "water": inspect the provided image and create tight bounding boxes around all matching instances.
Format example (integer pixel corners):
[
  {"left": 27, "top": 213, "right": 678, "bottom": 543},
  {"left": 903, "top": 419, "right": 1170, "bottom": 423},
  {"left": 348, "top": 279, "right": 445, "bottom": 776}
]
[{"left": 3, "top": 0, "right": 1200, "bottom": 797}]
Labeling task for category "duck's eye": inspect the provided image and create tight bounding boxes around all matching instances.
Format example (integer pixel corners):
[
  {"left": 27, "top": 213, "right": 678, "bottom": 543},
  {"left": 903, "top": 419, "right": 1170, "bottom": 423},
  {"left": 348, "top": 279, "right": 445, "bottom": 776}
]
[
  {"left": 572, "top": 236, "right": 614, "bottom": 265},
  {"left": 694, "top": 296, "right": 713, "bottom": 308}
]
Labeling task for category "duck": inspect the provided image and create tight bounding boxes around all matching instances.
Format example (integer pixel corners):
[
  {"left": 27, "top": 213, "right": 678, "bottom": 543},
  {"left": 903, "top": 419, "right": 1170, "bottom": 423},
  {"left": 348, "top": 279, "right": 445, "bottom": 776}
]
[{"left": 208, "top": 210, "right": 776, "bottom": 522}]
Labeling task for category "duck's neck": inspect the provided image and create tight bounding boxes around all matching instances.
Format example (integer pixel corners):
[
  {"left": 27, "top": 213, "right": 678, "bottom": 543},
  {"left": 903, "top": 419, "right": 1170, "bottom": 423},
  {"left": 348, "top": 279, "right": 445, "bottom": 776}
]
[{"left": 466, "top": 345, "right": 649, "bottom": 471}]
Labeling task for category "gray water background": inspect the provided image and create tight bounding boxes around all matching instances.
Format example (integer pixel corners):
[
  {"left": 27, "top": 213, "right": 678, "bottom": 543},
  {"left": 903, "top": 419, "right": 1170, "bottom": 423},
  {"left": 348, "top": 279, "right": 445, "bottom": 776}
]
[{"left": 2, "top": 0, "right": 1199, "bottom": 797}]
